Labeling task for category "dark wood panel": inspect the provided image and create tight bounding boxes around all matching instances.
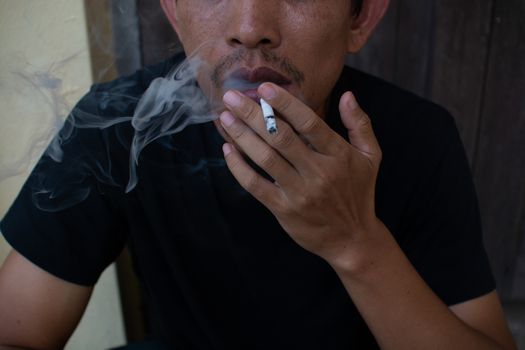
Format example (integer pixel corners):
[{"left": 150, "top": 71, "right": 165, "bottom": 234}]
[
  {"left": 346, "top": 0, "right": 435, "bottom": 96},
  {"left": 473, "top": 0, "right": 525, "bottom": 299},
  {"left": 429, "top": 0, "right": 494, "bottom": 161},
  {"left": 392, "top": 0, "right": 435, "bottom": 96},
  {"left": 346, "top": 0, "right": 399, "bottom": 81},
  {"left": 110, "top": 0, "right": 142, "bottom": 76},
  {"left": 84, "top": 0, "right": 119, "bottom": 83},
  {"left": 137, "top": 0, "right": 181, "bottom": 66}
]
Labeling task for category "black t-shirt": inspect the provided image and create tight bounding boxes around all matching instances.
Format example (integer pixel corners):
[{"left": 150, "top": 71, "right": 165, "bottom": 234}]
[{"left": 1, "top": 54, "right": 495, "bottom": 349}]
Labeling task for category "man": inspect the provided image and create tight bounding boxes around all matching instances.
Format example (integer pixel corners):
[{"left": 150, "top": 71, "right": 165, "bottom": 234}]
[{"left": 0, "top": 0, "right": 517, "bottom": 349}]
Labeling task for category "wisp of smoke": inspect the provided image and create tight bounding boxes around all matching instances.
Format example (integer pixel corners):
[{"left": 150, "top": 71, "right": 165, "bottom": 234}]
[
  {"left": 7, "top": 39, "right": 304, "bottom": 212},
  {"left": 127, "top": 56, "right": 216, "bottom": 192},
  {"left": 29, "top": 47, "right": 223, "bottom": 211}
]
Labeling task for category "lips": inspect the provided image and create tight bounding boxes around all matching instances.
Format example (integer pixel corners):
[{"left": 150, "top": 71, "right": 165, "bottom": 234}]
[
  {"left": 236, "top": 67, "right": 291, "bottom": 85},
  {"left": 226, "top": 67, "right": 291, "bottom": 87},
  {"left": 223, "top": 67, "right": 292, "bottom": 100}
]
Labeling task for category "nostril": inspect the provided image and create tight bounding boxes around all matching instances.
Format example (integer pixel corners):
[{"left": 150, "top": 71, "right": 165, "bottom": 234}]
[
  {"left": 230, "top": 38, "right": 242, "bottom": 45},
  {"left": 229, "top": 37, "right": 272, "bottom": 47}
]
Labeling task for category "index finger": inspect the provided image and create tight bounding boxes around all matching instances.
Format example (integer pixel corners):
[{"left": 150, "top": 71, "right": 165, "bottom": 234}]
[{"left": 257, "top": 82, "right": 343, "bottom": 155}]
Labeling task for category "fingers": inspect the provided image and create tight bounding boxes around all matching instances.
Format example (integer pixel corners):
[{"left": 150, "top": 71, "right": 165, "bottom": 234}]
[
  {"left": 222, "top": 90, "right": 314, "bottom": 173},
  {"left": 219, "top": 110, "right": 300, "bottom": 188},
  {"left": 339, "top": 91, "right": 382, "bottom": 164},
  {"left": 221, "top": 142, "right": 283, "bottom": 209},
  {"left": 257, "top": 83, "right": 344, "bottom": 155}
]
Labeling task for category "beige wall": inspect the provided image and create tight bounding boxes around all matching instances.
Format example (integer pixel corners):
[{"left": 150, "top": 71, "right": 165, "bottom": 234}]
[{"left": 0, "top": 1, "right": 125, "bottom": 348}]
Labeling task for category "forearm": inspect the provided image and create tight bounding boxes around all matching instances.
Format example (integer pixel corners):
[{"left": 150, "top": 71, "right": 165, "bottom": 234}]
[{"left": 328, "top": 221, "right": 506, "bottom": 350}]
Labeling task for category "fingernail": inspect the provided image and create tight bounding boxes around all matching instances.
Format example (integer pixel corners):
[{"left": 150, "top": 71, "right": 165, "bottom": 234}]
[
  {"left": 219, "top": 111, "right": 235, "bottom": 127},
  {"left": 223, "top": 90, "right": 242, "bottom": 107},
  {"left": 222, "top": 143, "right": 233, "bottom": 156},
  {"left": 259, "top": 83, "right": 277, "bottom": 100},
  {"left": 346, "top": 92, "right": 358, "bottom": 110}
]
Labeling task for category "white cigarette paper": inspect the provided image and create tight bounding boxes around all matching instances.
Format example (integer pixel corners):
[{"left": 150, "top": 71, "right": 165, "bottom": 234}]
[{"left": 260, "top": 98, "right": 277, "bottom": 134}]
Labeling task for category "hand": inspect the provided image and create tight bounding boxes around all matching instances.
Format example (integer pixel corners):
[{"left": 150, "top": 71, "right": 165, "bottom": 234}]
[{"left": 219, "top": 83, "right": 383, "bottom": 266}]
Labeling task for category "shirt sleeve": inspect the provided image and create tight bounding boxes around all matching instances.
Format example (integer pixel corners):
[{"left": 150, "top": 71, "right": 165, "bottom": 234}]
[
  {"left": 1, "top": 101, "right": 129, "bottom": 287},
  {"left": 398, "top": 104, "right": 495, "bottom": 306}
]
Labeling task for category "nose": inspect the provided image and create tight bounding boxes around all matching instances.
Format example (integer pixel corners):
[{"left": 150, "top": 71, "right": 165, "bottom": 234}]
[{"left": 225, "top": 0, "right": 281, "bottom": 49}]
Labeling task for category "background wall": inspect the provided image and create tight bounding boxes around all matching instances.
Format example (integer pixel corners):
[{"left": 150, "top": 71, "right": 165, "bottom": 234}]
[{"left": 0, "top": 1, "right": 126, "bottom": 348}]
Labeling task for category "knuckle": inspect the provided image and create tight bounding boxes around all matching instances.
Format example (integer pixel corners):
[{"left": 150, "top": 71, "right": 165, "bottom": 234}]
[
  {"left": 243, "top": 102, "right": 259, "bottom": 124},
  {"left": 374, "top": 148, "right": 383, "bottom": 164},
  {"left": 276, "top": 94, "right": 294, "bottom": 114},
  {"left": 357, "top": 112, "right": 372, "bottom": 131},
  {"left": 229, "top": 123, "right": 249, "bottom": 139},
  {"left": 275, "top": 201, "right": 293, "bottom": 216},
  {"left": 271, "top": 127, "right": 295, "bottom": 149},
  {"left": 313, "top": 162, "right": 340, "bottom": 189},
  {"left": 298, "top": 117, "right": 319, "bottom": 134},
  {"left": 226, "top": 153, "right": 243, "bottom": 171},
  {"left": 242, "top": 173, "right": 260, "bottom": 192},
  {"left": 259, "top": 148, "right": 278, "bottom": 169},
  {"left": 296, "top": 192, "right": 314, "bottom": 210},
  {"left": 320, "top": 170, "right": 337, "bottom": 186}
]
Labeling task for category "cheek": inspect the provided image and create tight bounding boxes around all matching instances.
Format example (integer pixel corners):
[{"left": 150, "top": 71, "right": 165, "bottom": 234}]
[
  {"left": 297, "top": 30, "right": 349, "bottom": 110},
  {"left": 177, "top": 6, "right": 222, "bottom": 53}
]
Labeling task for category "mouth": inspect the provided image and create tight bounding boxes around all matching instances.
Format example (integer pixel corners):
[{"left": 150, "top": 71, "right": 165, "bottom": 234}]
[{"left": 223, "top": 67, "right": 292, "bottom": 101}]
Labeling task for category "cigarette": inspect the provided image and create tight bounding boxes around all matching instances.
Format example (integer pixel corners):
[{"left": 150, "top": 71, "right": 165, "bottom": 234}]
[{"left": 260, "top": 98, "right": 277, "bottom": 134}]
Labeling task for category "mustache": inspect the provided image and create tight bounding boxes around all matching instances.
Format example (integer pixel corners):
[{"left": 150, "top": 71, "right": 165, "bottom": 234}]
[{"left": 210, "top": 48, "right": 305, "bottom": 88}]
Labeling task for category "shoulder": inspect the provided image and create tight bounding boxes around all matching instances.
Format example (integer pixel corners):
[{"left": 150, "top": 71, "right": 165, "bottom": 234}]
[
  {"left": 342, "top": 65, "right": 456, "bottom": 135},
  {"left": 334, "top": 66, "right": 461, "bottom": 170},
  {"left": 51, "top": 53, "right": 191, "bottom": 192}
]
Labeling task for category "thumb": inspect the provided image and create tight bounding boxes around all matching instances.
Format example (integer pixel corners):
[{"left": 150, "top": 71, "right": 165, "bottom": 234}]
[{"left": 339, "top": 91, "right": 382, "bottom": 162}]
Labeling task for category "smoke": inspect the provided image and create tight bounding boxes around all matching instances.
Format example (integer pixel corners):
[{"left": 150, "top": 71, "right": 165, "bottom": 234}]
[
  {"left": 29, "top": 48, "right": 222, "bottom": 211},
  {"left": 127, "top": 55, "right": 217, "bottom": 192},
  {"left": 1, "top": 16, "right": 306, "bottom": 213},
  {"left": 13, "top": 40, "right": 269, "bottom": 211}
]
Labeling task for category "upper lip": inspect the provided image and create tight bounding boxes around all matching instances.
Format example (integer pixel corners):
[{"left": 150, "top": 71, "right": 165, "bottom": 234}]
[{"left": 228, "top": 67, "right": 292, "bottom": 86}]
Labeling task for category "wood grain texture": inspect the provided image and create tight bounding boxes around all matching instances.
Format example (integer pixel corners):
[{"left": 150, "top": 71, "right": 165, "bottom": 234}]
[
  {"left": 137, "top": 0, "right": 181, "bottom": 66},
  {"left": 392, "top": 0, "right": 435, "bottom": 96},
  {"left": 429, "top": 0, "right": 494, "bottom": 161},
  {"left": 346, "top": 0, "right": 398, "bottom": 81},
  {"left": 472, "top": 0, "right": 525, "bottom": 299},
  {"left": 83, "top": 0, "right": 118, "bottom": 83}
]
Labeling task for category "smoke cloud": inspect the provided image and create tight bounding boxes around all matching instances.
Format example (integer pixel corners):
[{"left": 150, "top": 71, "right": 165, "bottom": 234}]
[
  {"left": 28, "top": 49, "right": 222, "bottom": 211},
  {"left": 2, "top": 25, "right": 305, "bottom": 213}
]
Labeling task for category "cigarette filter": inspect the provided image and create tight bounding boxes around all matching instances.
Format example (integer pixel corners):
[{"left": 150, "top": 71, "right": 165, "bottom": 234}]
[{"left": 260, "top": 98, "right": 277, "bottom": 134}]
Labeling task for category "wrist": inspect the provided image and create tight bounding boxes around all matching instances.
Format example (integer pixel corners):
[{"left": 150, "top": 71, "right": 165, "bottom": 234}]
[{"left": 325, "top": 219, "right": 397, "bottom": 279}]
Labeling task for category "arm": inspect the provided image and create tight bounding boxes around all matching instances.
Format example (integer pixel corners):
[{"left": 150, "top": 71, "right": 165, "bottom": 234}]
[
  {"left": 0, "top": 249, "right": 92, "bottom": 349},
  {"left": 330, "top": 221, "right": 516, "bottom": 350},
  {"left": 218, "top": 83, "right": 516, "bottom": 349}
]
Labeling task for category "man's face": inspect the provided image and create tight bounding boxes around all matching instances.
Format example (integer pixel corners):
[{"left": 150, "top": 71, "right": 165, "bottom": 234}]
[{"left": 168, "top": 0, "right": 355, "bottom": 118}]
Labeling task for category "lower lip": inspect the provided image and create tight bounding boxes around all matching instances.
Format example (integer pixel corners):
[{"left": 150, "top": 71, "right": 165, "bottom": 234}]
[
  {"left": 241, "top": 89, "right": 260, "bottom": 102},
  {"left": 239, "top": 84, "right": 291, "bottom": 102}
]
